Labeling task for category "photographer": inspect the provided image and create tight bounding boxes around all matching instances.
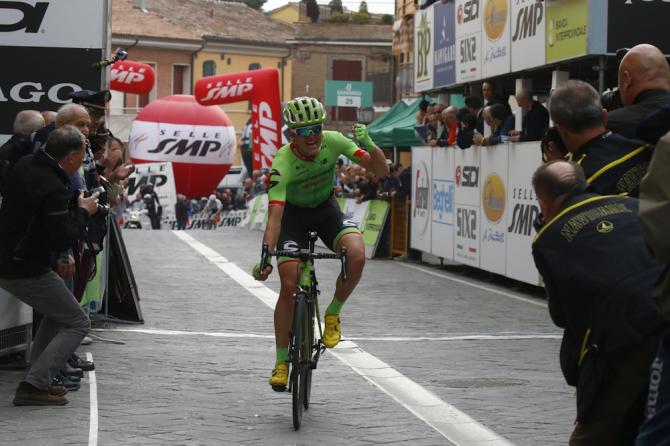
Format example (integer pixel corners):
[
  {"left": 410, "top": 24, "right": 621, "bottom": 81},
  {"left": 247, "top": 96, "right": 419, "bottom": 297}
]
[{"left": 0, "top": 126, "right": 100, "bottom": 406}]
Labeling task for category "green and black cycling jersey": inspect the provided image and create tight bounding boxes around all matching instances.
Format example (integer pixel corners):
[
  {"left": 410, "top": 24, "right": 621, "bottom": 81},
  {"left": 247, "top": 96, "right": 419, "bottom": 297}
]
[{"left": 267, "top": 131, "right": 367, "bottom": 208}]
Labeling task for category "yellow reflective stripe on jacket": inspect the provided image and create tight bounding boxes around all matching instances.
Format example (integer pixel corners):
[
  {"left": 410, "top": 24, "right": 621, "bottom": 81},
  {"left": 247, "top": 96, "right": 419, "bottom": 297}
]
[
  {"left": 586, "top": 144, "right": 651, "bottom": 184},
  {"left": 533, "top": 195, "right": 617, "bottom": 243}
]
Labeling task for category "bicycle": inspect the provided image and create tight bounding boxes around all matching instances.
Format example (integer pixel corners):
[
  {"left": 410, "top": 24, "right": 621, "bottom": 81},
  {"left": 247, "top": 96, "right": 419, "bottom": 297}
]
[{"left": 260, "top": 232, "right": 348, "bottom": 430}]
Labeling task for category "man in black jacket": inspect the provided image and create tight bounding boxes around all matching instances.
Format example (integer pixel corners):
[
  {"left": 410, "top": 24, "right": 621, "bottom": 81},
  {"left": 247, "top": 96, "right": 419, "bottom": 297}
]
[
  {"left": 608, "top": 44, "right": 670, "bottom": 139},
  {"left": 549, "top": 80, "right": 653, "bottom": 197},
  {"left": 531, "top": 160, "right": 667, "bottom": 445},
  {"left": 0, "top": 126, "right": 100, "bottom": 406},
  {"left": 510, "top": 89, "right": 549, "bottom": 142}
]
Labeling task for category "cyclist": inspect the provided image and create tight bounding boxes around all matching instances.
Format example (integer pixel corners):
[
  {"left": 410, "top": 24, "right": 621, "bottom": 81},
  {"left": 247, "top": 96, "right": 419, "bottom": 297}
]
[{"left": 253, "top": 97, "right": 389, "bottom": 391}]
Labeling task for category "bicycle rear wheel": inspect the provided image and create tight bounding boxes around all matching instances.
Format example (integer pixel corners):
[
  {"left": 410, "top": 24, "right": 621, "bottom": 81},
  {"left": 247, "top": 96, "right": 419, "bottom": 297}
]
[
  {"left": 302, "top": 299, "right": 315, "bottom": 410},
  {"left": 291, "top": 292, "right": 307, "bottom": 430}
]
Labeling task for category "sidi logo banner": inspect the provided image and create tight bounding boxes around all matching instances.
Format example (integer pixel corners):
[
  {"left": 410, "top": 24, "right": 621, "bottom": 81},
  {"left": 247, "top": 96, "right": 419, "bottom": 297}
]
[
  {"left": 455, "top": 165, "right": 479, "bottom": 187},
  {"left": 0, "top": 0, "right": 104, "bottom": 48},
  {"left": 0, "top": 1, "right": 48, "bottom": 33}
]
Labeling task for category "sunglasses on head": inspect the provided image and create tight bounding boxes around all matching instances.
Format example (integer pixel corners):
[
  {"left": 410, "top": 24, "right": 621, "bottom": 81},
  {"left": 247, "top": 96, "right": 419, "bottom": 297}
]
[{"left": 294, "top": 124, "right": 323, "bottom": 137}]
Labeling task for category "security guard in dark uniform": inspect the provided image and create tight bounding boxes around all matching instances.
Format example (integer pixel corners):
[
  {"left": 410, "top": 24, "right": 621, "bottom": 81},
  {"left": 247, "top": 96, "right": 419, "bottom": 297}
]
[
  {"left": 549, "top": 80, "right": 653, "bottom": 198},
  {"left": 531, "top": 160, "right": 667, "bottom": 445}
]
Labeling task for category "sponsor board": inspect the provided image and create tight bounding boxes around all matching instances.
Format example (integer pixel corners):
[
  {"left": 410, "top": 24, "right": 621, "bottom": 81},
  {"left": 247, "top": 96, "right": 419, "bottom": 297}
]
[
  {"left": 456, "top": 0, "right": 481, "bottom": 36},
  {"left": 431, "top": 147, "right": 455, "bottom": 260},
  {"left": 505, "top": 142, "right": 541, "bottom": 285},
  {"left": 125, "top": 162, "right": 178, "bottom": 221},
  {"left": 607, "top": 1, "right": 670, "bottom": 52},
  {"left": 163, "top": 210, "right": 249, "bottom": 230},
  {"left": 414, "top": 7, "right": 435, "bottom": 92},
  {"left": 456, "top": 33, "right": 481, "bottom": 84},
  {"left": 545, "top": 0, "right": 587, "bottom": 63},
  {"left": 482, "top": 0, "right": 511, "bottom": 78},
  {"left": 454, "top": 205, "right": 479, "bottom": 266},
  {"left": 479, "top": 146, "right": 508, "bottom": 275},
  {"left": 0, "top": 47, "right": 102, "bottom": 136},
  {"left": 511, "top": 0, "right": 546, "bottom": 71},
  {"left": 0, "top": 0, "right": 105, "bottom": 48},
  {"left": 433, "top": 1, "right": 456, "bottom": 88},
  {"left": 361, "top": 200, "right": 390, "bottom": 259},
  {"left": 411, "top": 147, "right": 432, "bottom": 252}
]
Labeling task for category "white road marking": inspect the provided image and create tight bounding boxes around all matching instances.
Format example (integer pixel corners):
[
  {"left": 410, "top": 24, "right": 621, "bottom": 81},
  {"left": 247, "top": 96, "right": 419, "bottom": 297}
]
[
  {"left": 93, "top": 327, "right": 560, "bottom": 342},
  {"left": 173, "top": 231, "right": 515, "bottom": 445},
  {"left": 87, "top": 352, "right": 98, "bottom": 446},
  {"left": 396, "top": 262, "right": 547, "bottom": 308}
]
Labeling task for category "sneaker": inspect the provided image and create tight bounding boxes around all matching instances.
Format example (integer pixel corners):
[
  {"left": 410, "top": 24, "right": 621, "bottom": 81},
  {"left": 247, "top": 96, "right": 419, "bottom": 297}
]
[
  {"left": 68, "top": 353, "right": 94, "bottom": 372},
  {"left": 323, "top": 314, "right": 341, "bottom": 348},
  {"left": 13, "top": 381, "right": 68, "bottom": 406},
  {"left": 53, "top": 374, "right": 80, "bottom": 391},
  {"left": 269, "top": 363, "right": 288, "bottom": 391}
]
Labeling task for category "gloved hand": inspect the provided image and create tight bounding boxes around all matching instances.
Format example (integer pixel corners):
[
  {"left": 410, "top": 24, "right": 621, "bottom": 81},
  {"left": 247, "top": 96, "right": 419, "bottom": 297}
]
[
  {"left": 353, "top": 123, "right": 376, "bottom": 152},
  {"left": 252, "top": 262, "right": 273, "bottom": 281}
]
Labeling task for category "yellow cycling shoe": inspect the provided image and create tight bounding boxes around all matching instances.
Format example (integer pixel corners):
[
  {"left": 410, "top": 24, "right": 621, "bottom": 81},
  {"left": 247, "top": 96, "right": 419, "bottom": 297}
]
[
  {"left": 269, "top": 363, "right": 288, "bottom": 391},
  {"left": 323, "top": 314, "right": 341, "bottom": 348}
]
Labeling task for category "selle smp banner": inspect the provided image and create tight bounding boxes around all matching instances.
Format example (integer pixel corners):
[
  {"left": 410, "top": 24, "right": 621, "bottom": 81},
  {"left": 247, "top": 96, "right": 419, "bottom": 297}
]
[{"left": 194, "top": 68, "right": 282, "bottom": 171}]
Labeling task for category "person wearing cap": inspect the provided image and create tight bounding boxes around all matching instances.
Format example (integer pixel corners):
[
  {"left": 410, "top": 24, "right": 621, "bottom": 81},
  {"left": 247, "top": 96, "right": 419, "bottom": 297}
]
[{"left": 69, "top": 90, "right": 111, "bottom": 134}]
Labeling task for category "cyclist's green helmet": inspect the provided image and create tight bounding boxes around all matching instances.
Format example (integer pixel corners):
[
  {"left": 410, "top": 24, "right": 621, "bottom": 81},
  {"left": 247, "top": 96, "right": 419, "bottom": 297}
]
[{"left": 283, "top": 97, "right": 326, "bottom": 129}]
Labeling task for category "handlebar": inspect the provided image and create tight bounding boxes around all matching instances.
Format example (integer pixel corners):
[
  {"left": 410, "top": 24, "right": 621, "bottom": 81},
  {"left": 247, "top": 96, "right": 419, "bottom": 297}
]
[{"left": 260, "top": 243, "right": 348, "bottom": 283}]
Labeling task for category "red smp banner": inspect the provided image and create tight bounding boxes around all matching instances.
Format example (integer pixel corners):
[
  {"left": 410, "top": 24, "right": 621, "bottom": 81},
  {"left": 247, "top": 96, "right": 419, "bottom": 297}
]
[
  {"left": 110, "top": 60, "right": 155, "bottom": 95},
  {"left": 195, "top": 68, "right": 282, "bottom": 171}
]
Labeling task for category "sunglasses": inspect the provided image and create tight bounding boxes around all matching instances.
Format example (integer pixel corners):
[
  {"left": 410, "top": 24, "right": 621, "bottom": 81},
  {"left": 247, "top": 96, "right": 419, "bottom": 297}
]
[{"left": 294, "top": 124, "right": 323, "bottom": 137}]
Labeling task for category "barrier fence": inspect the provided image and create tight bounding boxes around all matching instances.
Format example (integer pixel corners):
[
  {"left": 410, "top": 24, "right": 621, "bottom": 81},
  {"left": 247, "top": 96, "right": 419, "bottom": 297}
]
[{"left": 411, "top": 143, "right": 542, "bottom": 286}]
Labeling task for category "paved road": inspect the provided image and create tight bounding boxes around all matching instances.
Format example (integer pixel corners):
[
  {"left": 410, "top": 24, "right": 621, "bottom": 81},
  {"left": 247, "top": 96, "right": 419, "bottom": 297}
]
[{"left": 0, "top": 228, "right": 574, "bottom": 445}]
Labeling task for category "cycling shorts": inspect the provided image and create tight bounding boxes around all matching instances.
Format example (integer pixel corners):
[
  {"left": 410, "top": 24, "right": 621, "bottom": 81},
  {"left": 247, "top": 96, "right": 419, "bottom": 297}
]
[{"left": 277, "top": 195, "right": 360, "bottom": 264}]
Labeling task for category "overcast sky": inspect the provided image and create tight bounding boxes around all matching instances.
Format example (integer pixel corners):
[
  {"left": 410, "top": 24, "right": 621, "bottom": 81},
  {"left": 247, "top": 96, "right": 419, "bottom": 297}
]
[{"left": 263, "top": 0, "right": 395, "bottom": 15}]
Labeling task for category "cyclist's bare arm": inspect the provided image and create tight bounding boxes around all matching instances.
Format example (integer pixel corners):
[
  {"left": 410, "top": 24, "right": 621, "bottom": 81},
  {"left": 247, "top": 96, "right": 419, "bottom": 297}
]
[{"left": 357, "top": 146, "right": 389, "bottom": 178}]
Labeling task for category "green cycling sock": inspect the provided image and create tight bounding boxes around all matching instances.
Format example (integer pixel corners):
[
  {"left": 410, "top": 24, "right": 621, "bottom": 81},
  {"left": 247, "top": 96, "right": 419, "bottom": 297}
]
[
  {"left": 326, "top": 297, "right": 344, "bottom": 316},
  {"left": 276, "top": 347, "right": 288, "bottom": 365}
]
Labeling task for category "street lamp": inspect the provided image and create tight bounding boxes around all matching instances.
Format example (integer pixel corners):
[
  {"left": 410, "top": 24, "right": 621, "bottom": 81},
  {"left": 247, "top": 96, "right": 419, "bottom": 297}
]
[{"left": 357, "top": 107, "right": 375, "bottom": 124}]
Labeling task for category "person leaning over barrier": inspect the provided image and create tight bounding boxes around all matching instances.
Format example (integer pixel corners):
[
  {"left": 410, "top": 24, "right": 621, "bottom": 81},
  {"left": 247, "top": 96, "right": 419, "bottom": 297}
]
[
  {"left": 0, "top": 125, "right": 100, "bottom": 406},
  {"left": 531, "top": 160, "right": 667, "bottom": 445},
  {"left": 548, "top": 80, "right": 653, "bottom": 197}
]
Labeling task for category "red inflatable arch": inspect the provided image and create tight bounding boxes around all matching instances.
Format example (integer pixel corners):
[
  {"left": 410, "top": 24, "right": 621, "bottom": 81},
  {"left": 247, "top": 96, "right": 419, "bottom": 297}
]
[{"left": 194, "top": 68, "right": 282, "bottom": 171}]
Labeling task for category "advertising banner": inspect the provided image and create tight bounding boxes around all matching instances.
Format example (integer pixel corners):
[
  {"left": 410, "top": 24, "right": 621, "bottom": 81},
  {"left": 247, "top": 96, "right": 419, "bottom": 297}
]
[
  {"left": 545, "top": 0, "right": 587, "bottom": 63},
  {"left": 479, "top": 145, "right": 508, "bottom": 275},
  {"left": 125, "top": 162, "right": 178, "bottom": 221},
  {"left": 0, "top": 47, "right": 102, "bottom": 139},
  {"left": 250, "top": 194, "right": 269, "bottom": 231},
  {"left": 433, "top": 1, "right": 456, "bottom": 88},
  {"left": 505, "top": 142, "right": 541, "bottom": 285},
  {"left": 607, "top": 1, "right": 670, "bottom": 53},
  {"left": 0, "top": 0, "right": 105, "bottom": 49},
  {"left": 511, "top": 0, "right": 545, "bottom": 72},
  {"left": 482, "top": 0, "right": 511, "bottom": 78},
  {"left": 454, "top": 148, "right": 480, "bottom": 267},
  {"left": 411, "top": 147, "right": 432, "bottom": 252},
  {"left": 431, "top": 147, "right": 455, "bottom": 260},
  {"left": 342, "top": 199, "right": 370, "bottom": 228},
  {"left": 455, "top": 0, "right": 482, "bottom": 84},
  {"left": 414, "top": 6, "right": 435, "bottom": 92},
  {"left": 361, "top": 200, "right": 390, "bottom": 259}
]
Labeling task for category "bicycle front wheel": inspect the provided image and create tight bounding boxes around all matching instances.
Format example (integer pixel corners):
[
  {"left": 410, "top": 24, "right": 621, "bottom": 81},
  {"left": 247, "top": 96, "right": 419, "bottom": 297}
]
[{"left": 291, "top": 292, "right": 307, "bottom": 430}]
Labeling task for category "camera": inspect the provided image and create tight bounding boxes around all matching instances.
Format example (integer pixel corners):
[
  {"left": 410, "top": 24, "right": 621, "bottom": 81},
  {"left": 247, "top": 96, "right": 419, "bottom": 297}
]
[{"left": 84, "top": 186, "right": 110, "bottom": 218}]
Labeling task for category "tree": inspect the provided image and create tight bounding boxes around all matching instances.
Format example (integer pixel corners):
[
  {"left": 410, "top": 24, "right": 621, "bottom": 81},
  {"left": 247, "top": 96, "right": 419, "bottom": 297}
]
[
  {"left": 329, "top": 0, "right": 343, "bottom": 14},
  {"left": 358, "top": 0, "right": 368, "bottom": 13}
]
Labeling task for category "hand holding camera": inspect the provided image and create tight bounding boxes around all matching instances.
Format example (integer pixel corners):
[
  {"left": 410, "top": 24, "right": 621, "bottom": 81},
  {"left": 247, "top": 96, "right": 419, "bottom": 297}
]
[{"left": 78, "top": 190, "right": 101, "bottom": 216}]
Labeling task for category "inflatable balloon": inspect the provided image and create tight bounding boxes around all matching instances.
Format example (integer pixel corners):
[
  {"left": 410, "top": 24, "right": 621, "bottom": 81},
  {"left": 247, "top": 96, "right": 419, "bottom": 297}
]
[
  {"left": 128, "top": 95, "right": 236, "bottom": 197},
  {"left": 110, "top": 60, "right": 155, "bottom": 95},
  {"left": 194, "top": 68, "right": 281, "bottom": 170}
]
